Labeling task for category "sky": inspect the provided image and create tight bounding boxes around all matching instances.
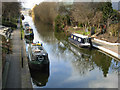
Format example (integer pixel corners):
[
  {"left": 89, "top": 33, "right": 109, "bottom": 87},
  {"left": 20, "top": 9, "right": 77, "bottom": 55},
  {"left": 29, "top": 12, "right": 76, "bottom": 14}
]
[
  {"left": 20, "top": 0, "right": 44, "bottom": 9},
  {"left": 19, "top": 0, "right": 120, "bottom": 9}
]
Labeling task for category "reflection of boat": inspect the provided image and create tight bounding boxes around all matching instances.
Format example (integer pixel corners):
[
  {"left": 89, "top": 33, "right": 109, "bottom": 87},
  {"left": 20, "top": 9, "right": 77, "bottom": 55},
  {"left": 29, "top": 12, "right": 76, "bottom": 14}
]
[
  {"left": 69, "top": 44, "right": 94, "bottom": 75},
  {"left": 57, "top": 42, "right": 66, "bottom": 53},
  {"left": 30, "top": 64, "right": 49, "bottom": 87},
  {"left": 69, "top": 43, "right": 92, "bottom": 60},
  {"left": 28, "top": 43, "right": 49, "bottom": 70},
  {"left": 68, "top": 33, "right": 92, "bottom": 48},
  {"left": 24, "top": 27, "right": 34, "bottom": 39}
]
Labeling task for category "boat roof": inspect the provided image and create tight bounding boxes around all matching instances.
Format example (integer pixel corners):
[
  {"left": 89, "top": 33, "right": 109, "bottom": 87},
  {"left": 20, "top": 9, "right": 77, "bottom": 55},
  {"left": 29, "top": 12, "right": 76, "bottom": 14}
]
[
  {"left": 33, "top": 49, "right": 41, "bottom": 53},
  {"left": 72, "top": 33, "right": 88, "bottom": 38},
  {"left": 31, "top": 46, "right": 47, "bottom": 55},
  {"left": 32, "top": 43, "right": 42, "bottom": 46},
  {"left": 24, "top": 22, "right": 29, "bottom": 24}
]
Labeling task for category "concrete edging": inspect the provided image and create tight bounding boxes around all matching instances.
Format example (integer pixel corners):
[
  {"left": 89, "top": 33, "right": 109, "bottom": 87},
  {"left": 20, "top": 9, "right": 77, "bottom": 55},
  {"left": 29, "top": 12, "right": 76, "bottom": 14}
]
[
  {"left": 2, "top": 62, "right": 9, "bottom": 88},
  {"left": 93, "top": 44, "right": 120, "bottom": 60},
  {"left": 21, "top": 38, "right": 33, "bottom": 88},
  {"left": 94, "top": 38, "right": 120, "bottom": 46}
]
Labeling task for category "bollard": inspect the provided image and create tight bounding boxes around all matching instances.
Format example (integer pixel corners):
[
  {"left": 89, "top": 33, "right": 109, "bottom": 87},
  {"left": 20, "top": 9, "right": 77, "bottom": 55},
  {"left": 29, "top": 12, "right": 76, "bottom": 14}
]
[
  {"left": 7, "top": 43, "right": 9, "bottom": 54},
  {"left": 21, "top": 30, "right": 22, "bottom": 40},
  {"left": 89, "top": 37, "right": 93, "bottom": 48},
  {"left": 21, "top": 46, "right": 23, "bottom": 68},
  {"left": 22, "top": 57, "right": 23, "bottom": 68}
]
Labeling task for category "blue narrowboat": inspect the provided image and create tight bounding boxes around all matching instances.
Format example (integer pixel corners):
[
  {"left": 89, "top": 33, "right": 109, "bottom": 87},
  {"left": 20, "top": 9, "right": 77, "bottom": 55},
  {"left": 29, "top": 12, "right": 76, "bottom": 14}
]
[{"left": 68, "top": 33, "right": 92, "bottom": 48}]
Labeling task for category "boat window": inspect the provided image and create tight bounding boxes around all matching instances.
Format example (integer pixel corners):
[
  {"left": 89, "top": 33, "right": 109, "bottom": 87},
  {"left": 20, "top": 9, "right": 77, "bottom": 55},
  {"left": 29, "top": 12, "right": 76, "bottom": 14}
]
[
  {"left": 78, "top": 38, "right": 81, "bottom": 42},
  {"left": 30, "top": 29, "right": 33, "bottom": 31},
  {"left": 85, "top": 38, "right": 88, "bottom": 43},
  {"left": 34, "top": 50, "right": 41, "bottom": 53},
  {"left": 25, "top": 24, "right": 29, "bottom": 27},
  {"left": 37, "top": 56, "right": 44, "bottom": 61},
  {"left": 71, "top": 35, "right": 73, "bottom": 39},
  {"left": 38, "top": 47, "right": 43, "bottom": 50},
  {"left": 74, "top": 36, "right": 76, "bottom": 40}
]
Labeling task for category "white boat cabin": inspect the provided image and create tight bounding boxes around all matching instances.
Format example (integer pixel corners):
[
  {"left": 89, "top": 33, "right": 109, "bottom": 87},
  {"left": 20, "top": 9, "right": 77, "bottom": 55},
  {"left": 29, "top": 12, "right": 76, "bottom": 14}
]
[{"left": 70, "top": 33, "right": 91, "bottom": 46}]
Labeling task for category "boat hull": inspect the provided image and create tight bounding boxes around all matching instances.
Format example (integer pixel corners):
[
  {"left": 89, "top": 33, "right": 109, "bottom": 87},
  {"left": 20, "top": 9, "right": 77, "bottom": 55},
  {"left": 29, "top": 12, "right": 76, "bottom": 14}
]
[
  {"left": 68, "top": 38, "right": 91, "bottom": 48},
  {"left": 25, "top": 33, "right": 34, "bottom": 39},
  {"left": 28, "top": 60, "right": 49, "bottom": 71}
]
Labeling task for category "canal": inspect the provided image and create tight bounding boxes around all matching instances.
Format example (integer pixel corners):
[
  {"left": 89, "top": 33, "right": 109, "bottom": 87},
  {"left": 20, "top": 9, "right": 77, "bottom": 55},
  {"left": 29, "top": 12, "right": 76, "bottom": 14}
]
[{"left": 23, "top": 15, "right": 120, "bottom": 88}]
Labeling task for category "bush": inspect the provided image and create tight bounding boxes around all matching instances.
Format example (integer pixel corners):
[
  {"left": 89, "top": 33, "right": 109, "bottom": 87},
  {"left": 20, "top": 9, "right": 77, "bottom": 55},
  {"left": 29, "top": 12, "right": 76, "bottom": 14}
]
[
  {"left": 55, "top": 15, "right": 62, "bottom": 32},
  {"left": 55, "top": 23, "right": 60, "bottom": 32},
  {"left": 2, "top": 20, "right": 17, "bottom": 28},
  {"left": 109, "top": 23, "right": 119, "bottom": 37}
]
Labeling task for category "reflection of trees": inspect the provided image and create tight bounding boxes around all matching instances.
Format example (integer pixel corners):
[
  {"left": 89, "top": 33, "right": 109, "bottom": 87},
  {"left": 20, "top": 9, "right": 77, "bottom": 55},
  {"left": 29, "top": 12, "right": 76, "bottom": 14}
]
[
  {"left": 72, "top": 58, "right": 94, "bottom": 76},
  {"left": 92, "top": 51, "right": 112, "bottom": 77},
  {"left": 33, "top": 2, "right": 57, "bottom": 25},
  {"left": 109, "top": 59, "right": 120, "bottom": 72},
  {"left": 54, "top": 32, "right": 68, "bottom": 41},
  {"left": 69, "top": 44, "right": 95, "bottom": 76},
  {"left": 68, "top": 44, "right": 119, "bottom": 77},
  {"left": 34, "top": 16, "right": 119, "bottom": 77},
  {"left": 34, "top": 19, "right": 57, "bottom": 43}
]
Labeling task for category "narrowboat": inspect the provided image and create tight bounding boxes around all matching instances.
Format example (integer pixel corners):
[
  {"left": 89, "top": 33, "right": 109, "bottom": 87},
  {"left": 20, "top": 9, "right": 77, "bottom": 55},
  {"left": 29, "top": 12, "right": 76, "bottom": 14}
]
[
  {"left": 23, "top": 22, "right": 29, "bottom": 30},
  {"left": 68, "top": 33, "right": 92, "bottom": 48},
  {"left": 28, "top": 42, "right": 49, "bottom": 70},
  {"left": 25, "top": 38, "right": 33, "bottom": 44},
  {"left": 24, "top": 27, "right": 34, "bottom": 39}
]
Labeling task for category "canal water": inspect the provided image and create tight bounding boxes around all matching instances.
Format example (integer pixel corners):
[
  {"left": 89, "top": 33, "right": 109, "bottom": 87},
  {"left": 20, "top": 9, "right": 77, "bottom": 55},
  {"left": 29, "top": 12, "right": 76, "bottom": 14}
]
[{"left": 23, "top": 15, "right": 120, "bottom": 88}]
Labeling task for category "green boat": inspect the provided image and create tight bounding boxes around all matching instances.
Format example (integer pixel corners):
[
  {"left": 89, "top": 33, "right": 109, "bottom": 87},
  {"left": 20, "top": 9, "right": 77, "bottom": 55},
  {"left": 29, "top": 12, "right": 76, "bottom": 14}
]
[
  {"left": 24, "top": 27, "right": 34, "bottom": 39},
  {"left": 28, "top": 43, "right": 49, "bottom": 70}
]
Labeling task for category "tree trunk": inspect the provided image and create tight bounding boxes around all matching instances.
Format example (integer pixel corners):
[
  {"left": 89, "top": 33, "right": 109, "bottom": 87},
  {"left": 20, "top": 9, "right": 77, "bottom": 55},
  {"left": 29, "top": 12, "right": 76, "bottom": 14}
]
[{"left": 107, "top": 18, "right": 110, "bottom": 32}]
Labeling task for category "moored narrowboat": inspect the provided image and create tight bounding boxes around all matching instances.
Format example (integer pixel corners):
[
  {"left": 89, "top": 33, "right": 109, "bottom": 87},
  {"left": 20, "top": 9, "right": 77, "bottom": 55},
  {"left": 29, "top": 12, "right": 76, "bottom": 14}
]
[
  {"left": 28, "top": 42, "right": 49, "bottom": 70},
  {"left": 25, "top": 38, "right": 33, "bottom": 44},
  {"left": 24, "top": 27, "right": 34, "bottom": 39},
  {"left": 68, "top": 33, "right": 92, "bottom": 48},
  {"left": 23, "top": 22, "right": 29, "bottom": 30}
]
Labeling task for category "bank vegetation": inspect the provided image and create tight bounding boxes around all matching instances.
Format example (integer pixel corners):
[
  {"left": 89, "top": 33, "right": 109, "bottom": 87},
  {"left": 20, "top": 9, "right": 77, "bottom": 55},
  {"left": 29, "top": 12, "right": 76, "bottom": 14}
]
[
  {"left": 32, "top": 2, "right": 120, "bottom": 43},
  {"left": 1, "top": 2, "right": 21, "bottom": 70},
  {"left": 2, "top": 2, "right": 21, "bottom": 28}
]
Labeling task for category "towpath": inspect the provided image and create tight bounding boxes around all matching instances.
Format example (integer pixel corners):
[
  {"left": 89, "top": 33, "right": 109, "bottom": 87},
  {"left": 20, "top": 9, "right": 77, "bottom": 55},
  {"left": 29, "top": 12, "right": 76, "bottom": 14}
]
[
  {"left": 4, "top": 20, "right": 32, "bottom": 88},
  {"left": 5, "top": 27, "right": 21, "bottom": 88},
  {"left": 92, "top": 39, "right": 120, "bottom": 60}
]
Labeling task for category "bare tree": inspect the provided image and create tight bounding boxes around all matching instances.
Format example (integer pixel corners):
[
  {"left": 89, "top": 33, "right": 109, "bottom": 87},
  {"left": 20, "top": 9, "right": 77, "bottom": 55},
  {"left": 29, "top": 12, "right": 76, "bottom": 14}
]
[{"left": 2, "top": 2, "right": 21, "bottom": 21}]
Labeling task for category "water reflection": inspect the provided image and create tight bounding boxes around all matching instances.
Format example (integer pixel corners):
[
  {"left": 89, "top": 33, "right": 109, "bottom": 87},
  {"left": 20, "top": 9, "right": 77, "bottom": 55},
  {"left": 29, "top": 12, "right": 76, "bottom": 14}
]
[
  {"left": 34, "top": 19, "right": 57, "bottom": 44},
  {"left": 24, "top": 15, "right": 120, "bottom": 88},
  {"left": 68, "top": 43, "right": 120, "bottom": 77},
  {"left": 68, "top": 45, "right": 94, "bottom": 76},
  {"left": 30, "top": 64, "right": 49, "bottom": 87},
  {"left": 92, "top": 51, "right": 112, "bottom": 77}
]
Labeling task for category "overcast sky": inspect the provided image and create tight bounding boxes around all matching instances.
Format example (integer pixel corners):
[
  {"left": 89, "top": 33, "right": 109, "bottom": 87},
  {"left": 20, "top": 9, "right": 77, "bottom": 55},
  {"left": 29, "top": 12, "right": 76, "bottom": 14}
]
[{"left": 19, "top": 0, "right": 120, "bottom": 9}]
